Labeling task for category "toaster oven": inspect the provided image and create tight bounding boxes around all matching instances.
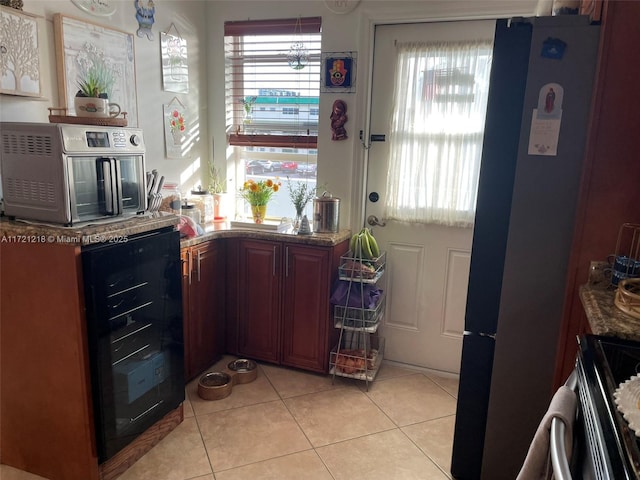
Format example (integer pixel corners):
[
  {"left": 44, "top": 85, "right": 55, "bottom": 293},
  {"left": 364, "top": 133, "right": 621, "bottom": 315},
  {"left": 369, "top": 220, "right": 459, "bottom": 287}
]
[{"left": 0, "top": 122, "right": 147, "bottom": 226}]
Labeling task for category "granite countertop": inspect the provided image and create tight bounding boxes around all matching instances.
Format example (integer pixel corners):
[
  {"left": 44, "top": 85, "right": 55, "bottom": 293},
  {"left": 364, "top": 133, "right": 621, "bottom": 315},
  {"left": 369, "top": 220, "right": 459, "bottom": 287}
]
[
  {"left": 580, "top": 273, "right": 640, "bottom": 342},
  {"left": 180, "top": 219, "right": 351, "bottom": 248},
  {"left": 0, "top": 214, "right": 351, "bottom": 248},
  {"left": 0, "top": 213, "right": 180, "bottom": 246}
]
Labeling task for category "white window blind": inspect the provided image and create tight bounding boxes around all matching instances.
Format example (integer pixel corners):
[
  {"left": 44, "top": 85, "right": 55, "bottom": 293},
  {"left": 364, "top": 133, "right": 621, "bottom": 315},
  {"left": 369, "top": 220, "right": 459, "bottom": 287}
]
[
  {"left": 224, "top": 18, "right": 321, "bottom": 148},
  {"left": 383, "top": 39, "right": 493, "bottom": 227}
]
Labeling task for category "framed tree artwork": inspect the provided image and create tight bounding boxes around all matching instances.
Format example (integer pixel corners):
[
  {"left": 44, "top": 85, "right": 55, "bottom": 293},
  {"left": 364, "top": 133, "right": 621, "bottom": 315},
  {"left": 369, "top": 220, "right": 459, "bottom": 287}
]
[
  {"left": 53, "top": 14, "right": 138, "bottom": 125},
  {"left": 0, "top": 6, "right": 41, "bottom": 97}
]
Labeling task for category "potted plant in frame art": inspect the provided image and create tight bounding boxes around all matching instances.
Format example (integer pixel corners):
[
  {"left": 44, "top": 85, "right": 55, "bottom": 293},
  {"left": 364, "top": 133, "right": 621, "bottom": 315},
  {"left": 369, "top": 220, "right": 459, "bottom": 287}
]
[{"left": 74, "top": 45, "right": 120, "bottom": 118}]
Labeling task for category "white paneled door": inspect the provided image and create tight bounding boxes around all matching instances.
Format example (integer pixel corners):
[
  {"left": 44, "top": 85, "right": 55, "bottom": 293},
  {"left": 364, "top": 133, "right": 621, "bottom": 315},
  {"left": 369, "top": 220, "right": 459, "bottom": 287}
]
[{"left": 366, "top": 21, "right": 495, "bottom": 373}]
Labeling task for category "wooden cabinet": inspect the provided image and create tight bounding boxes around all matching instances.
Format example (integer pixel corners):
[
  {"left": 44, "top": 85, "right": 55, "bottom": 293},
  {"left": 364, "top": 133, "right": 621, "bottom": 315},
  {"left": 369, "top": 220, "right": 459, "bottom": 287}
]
[
  {"left": 236, "top": 239, "right": 282, "bottom": 363},
  {"left": 0, "top": 243, "right": 99, "bottom": 480},
  {"left": 230, "top": 238, "right": 348, "bottom": 373},
  {"left": 281, "top": 243, "right": 334, "bottom": 372},
  {"left": 181, "top": 240, "right": 226, "bottom": 380},
  {"left": 1, "top": 239, "right": 183, "bottom": 480},
  {"left": 554, "top": 0, "right": 640, "bottom": 387}
]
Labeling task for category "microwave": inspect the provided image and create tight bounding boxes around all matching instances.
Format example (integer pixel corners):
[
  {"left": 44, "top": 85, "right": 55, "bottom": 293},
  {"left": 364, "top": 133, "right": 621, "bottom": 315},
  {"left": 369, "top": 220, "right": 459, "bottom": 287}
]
[{"left": 0, "top": 122, "right": 147, "bottom": 226}]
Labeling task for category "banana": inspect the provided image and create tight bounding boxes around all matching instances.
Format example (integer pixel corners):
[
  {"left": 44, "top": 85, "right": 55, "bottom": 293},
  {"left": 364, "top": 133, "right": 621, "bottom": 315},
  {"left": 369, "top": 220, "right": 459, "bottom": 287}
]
[
  {"left": 366, "top": 228, "right": 380, "bottom": 258},
  {"left": 349, "top": 233, "right": 358, "bottom": 255},
  {"left": 360, "top": 231, "right": 374, "bottom": 259}
]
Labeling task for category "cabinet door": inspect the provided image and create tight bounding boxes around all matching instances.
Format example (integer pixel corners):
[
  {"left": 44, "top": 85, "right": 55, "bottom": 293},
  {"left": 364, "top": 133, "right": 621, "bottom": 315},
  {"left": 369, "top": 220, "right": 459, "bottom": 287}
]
[
  {"left": 184, "top": 241, "right": 226, "bottom": 380},
  {"left": 281, "top": 243, "right": 331, "bottom": 373},
  {"left": 237, "top": 239, "right": 281, "bottom": 363}
]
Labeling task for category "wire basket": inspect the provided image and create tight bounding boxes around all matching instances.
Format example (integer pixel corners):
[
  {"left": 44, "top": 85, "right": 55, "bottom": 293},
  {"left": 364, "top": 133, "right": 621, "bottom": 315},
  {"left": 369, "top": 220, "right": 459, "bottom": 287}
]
[{"left": 334, "top": 294, "right": 385, "bottom": 331}]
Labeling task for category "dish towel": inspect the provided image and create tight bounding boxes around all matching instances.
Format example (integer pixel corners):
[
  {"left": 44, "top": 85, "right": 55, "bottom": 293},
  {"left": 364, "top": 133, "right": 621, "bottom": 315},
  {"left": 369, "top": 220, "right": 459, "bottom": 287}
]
[{"left": 516, "top": 385, "right": 577, "bottom": 480}]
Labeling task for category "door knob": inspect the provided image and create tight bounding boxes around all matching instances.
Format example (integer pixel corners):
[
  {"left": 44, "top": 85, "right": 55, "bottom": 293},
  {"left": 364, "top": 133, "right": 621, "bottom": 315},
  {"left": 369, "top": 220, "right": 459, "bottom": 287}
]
[{"left": 367, "top": 215, "right": 386, "bottom": 227}]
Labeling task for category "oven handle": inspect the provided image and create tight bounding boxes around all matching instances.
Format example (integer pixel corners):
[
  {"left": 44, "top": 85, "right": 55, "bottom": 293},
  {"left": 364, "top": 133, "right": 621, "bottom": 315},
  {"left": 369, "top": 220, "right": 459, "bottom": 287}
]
[
  {"left": 98, "top": 158, "right": 116, "bottom": 215},
  {"left": 113, "top": 158, "right": 123, "bottom": 214},
  {"left": 550, "top": 369, "right": 578, "bottom": 480}
]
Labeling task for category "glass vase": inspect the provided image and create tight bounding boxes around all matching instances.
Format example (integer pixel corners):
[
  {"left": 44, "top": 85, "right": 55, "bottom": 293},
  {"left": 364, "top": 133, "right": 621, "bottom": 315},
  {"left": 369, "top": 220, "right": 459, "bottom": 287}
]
[
  {"left": 293, "top": 208, "right": 304, "bottom": 233},
  {"left": 251, "top": 205, "right": 267, "bottom": 224}
]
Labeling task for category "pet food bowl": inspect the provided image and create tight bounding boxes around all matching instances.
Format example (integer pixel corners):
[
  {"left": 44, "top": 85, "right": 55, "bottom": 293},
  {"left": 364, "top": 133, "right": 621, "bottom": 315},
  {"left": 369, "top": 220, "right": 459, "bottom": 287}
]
[
  {"left": 227, "top": 358, "right": 258, "bottom": 384},
  {"left": 198, "top": 371, "right": 233, "bottom": 400}
]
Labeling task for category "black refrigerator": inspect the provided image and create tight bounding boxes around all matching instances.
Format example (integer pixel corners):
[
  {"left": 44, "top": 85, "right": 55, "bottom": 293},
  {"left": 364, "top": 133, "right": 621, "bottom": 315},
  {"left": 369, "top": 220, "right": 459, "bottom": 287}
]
[{"left": 450, "top": 16, "right": 600, "bottom": 480}]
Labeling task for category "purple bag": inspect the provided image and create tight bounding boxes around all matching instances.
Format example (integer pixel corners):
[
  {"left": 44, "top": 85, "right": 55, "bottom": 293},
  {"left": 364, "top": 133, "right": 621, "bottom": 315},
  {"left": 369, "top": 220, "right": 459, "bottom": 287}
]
[{"left": 330, "top": 279, "right": 382, "bottom": 309}]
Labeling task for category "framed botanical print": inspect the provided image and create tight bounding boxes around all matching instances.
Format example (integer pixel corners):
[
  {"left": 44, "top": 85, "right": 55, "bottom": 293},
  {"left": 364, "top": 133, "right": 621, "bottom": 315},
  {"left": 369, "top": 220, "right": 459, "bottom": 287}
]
[
  {"left": 0, "top": 6, "right": 41, "bottom": 97},
  {"left": 53, "top": 14, "right": 138, "bottom": 125},
  {"left": 163, "top": 102, "right": 189, "bottom": 158},
  {"left": 321, "top": 51, "right": 357, "bottom": 93}
]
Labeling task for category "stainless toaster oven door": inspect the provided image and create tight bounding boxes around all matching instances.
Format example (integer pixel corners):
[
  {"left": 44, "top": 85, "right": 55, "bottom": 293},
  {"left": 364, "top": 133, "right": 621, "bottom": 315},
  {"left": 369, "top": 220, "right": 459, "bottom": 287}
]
[{"left": 67, "top": 154, "right": 146, "bottom": 222}]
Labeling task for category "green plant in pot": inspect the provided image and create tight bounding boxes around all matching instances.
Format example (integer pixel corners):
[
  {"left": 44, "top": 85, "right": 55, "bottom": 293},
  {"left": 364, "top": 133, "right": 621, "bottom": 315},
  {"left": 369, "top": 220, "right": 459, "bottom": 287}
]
[
  {"left": 74, "top": 48, "right": 120, "bottom": 118},
  {"left": 208, "top": 162, "right": 227, "bottom": 219}
]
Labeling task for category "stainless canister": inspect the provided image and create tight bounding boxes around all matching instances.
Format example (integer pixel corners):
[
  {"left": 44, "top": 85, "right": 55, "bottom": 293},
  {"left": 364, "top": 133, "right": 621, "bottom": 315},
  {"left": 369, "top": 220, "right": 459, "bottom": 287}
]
[{"left": 313, "top": 192, "right": 340, "bottom": 233}]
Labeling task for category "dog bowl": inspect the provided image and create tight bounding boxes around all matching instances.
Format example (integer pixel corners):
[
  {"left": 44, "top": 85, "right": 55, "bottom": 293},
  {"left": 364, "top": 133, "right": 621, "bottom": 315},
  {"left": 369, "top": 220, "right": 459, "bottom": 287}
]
[
  {"left": 227, "top": 358, "right": 258, "bottom": 384},
  {"left": 198, "top": 371, "right": 233, "bottom": 400}
]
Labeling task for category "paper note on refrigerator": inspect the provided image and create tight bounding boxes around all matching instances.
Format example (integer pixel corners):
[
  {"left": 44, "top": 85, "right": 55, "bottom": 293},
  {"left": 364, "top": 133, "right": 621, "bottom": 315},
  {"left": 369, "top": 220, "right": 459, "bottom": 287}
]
[
  {"left": 528, "top": 83, "right": 564, "bottom": 156},
  {"left": 528, "top": 109, "right": 562, "bottom": 156}
]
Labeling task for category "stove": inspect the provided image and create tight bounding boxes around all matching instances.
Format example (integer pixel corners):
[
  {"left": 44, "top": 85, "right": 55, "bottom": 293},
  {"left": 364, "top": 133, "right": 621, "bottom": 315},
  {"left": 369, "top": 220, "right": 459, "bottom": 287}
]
[{"left": 576, "top": 334, "right": 640, "bottom": 479}]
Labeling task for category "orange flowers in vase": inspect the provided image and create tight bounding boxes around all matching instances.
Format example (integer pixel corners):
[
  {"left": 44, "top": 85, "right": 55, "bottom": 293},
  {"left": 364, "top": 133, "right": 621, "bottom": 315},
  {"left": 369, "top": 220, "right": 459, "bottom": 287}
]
[{"left": 239, "top": 178, "right": 280, "bottom": 223}]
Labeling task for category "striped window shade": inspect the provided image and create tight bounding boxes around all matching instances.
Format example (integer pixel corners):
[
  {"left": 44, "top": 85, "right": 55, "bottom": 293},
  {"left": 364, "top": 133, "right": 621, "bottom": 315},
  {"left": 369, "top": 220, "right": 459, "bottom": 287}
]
[{"left": 224, "top": 17, "right": 322, "bottom": 149}]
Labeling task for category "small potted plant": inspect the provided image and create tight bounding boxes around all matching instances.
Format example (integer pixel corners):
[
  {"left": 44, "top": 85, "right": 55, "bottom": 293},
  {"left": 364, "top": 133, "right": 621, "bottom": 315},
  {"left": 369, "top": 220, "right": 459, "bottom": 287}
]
[
  {"left": 240, "top": 95, "right": 257, "bottom": 124},
  {"left": 208, "top": 162, "right": 227, "bottom": 219},
  {"left": 74, "top": 49, "right": 120, "bottom": 118}
]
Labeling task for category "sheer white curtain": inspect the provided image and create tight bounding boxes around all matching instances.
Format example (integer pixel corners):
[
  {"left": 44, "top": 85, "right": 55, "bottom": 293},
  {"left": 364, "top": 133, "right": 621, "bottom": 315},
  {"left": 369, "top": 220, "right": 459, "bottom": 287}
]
[{"left": 383, "top": 40, "right": 493, "bottom": 227}]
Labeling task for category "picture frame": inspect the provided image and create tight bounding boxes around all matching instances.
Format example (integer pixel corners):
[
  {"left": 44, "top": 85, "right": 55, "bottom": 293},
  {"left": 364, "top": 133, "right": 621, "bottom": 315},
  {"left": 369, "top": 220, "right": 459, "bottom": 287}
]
[
  {"left": 321, "top": 51, "right": 357, "bottom": 93},
  {"left": 53, "top": 14, "right": 138, "bottom": 125},
  {"left": 160, "top": 30, "right": 189, "bottom": 93},
  {"left": 0, "top": 6, "right": 41, "bottom": 97},
  {"left": 163, "top": 102, "right": 189, "bottom": 159}
]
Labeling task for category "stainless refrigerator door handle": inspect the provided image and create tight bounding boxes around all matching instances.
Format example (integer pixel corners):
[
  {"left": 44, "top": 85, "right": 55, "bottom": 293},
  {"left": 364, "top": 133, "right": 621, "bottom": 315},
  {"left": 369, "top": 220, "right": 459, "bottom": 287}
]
[
  {"left": 463, "top": 331, "right": 496, "bottom": 340},
  {"left": 478, "top": 332, "right": 496, "bottom": 340}
]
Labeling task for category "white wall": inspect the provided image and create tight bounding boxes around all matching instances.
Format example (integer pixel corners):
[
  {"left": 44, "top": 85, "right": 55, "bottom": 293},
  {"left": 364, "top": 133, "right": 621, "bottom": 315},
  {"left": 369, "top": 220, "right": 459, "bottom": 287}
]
[
  {"left": 1, "top": 0, "right": 537, "bottom": 229},
  {"left": 0, "top": 0, "right": 209, "bottom": 194},
  {"left": 206, "top": 0, "right": 537, "bottom": 230}
]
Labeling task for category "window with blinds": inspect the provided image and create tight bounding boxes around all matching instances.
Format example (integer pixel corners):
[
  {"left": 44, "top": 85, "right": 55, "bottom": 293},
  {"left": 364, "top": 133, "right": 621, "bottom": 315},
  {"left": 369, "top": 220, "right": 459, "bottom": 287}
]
[{"left": 224, "top": 17, "right": 322, "bottom": 148}]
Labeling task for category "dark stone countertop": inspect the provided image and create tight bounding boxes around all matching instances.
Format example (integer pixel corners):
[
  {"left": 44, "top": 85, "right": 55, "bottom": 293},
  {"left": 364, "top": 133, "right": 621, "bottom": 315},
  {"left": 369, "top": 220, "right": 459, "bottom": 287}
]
[{"left": 580, "top": 273, "right": 640, "bottom": 342}]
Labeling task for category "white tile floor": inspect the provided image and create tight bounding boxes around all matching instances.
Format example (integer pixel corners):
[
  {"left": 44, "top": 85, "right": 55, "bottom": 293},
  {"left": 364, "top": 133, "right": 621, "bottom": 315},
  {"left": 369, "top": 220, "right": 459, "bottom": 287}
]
[{"left": 1, "top": 357, "right": 459, "bottom": 480}]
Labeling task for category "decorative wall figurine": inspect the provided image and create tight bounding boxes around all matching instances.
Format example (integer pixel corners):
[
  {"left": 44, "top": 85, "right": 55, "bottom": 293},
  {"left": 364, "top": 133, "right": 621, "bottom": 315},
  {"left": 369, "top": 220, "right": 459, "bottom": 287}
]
[
  {"left": 134, "top": 0, "right": 155, "bottom": 40},
  {"left": 0, "top": 6, "right": 41, "bottom": 97},
  {"left": 330, "top": 99, "right": 348, "bottom": 141},
  {"left": 321, "top": 52, "right": 357, "bottom": 93}
]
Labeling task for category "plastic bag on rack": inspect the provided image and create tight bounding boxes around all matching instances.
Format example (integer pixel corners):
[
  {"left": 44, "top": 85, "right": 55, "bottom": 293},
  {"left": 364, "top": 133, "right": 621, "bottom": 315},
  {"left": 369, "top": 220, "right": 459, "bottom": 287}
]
[{"left": 330, "top": 279, "right": 382, "bottom": 309}]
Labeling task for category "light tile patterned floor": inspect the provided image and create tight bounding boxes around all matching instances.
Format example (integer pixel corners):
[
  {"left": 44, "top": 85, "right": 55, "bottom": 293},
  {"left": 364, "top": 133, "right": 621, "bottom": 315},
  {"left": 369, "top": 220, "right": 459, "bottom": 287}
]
[{"left": 1, "top": 357, "right": 459, "bottom": 480}]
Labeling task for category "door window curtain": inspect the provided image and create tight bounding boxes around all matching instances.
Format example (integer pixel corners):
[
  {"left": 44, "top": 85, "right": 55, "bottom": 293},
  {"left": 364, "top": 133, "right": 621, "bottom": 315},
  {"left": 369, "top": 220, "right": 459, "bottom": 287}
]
[{"left": 383, "top": 39, "right": 493, "bottom": 227}]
